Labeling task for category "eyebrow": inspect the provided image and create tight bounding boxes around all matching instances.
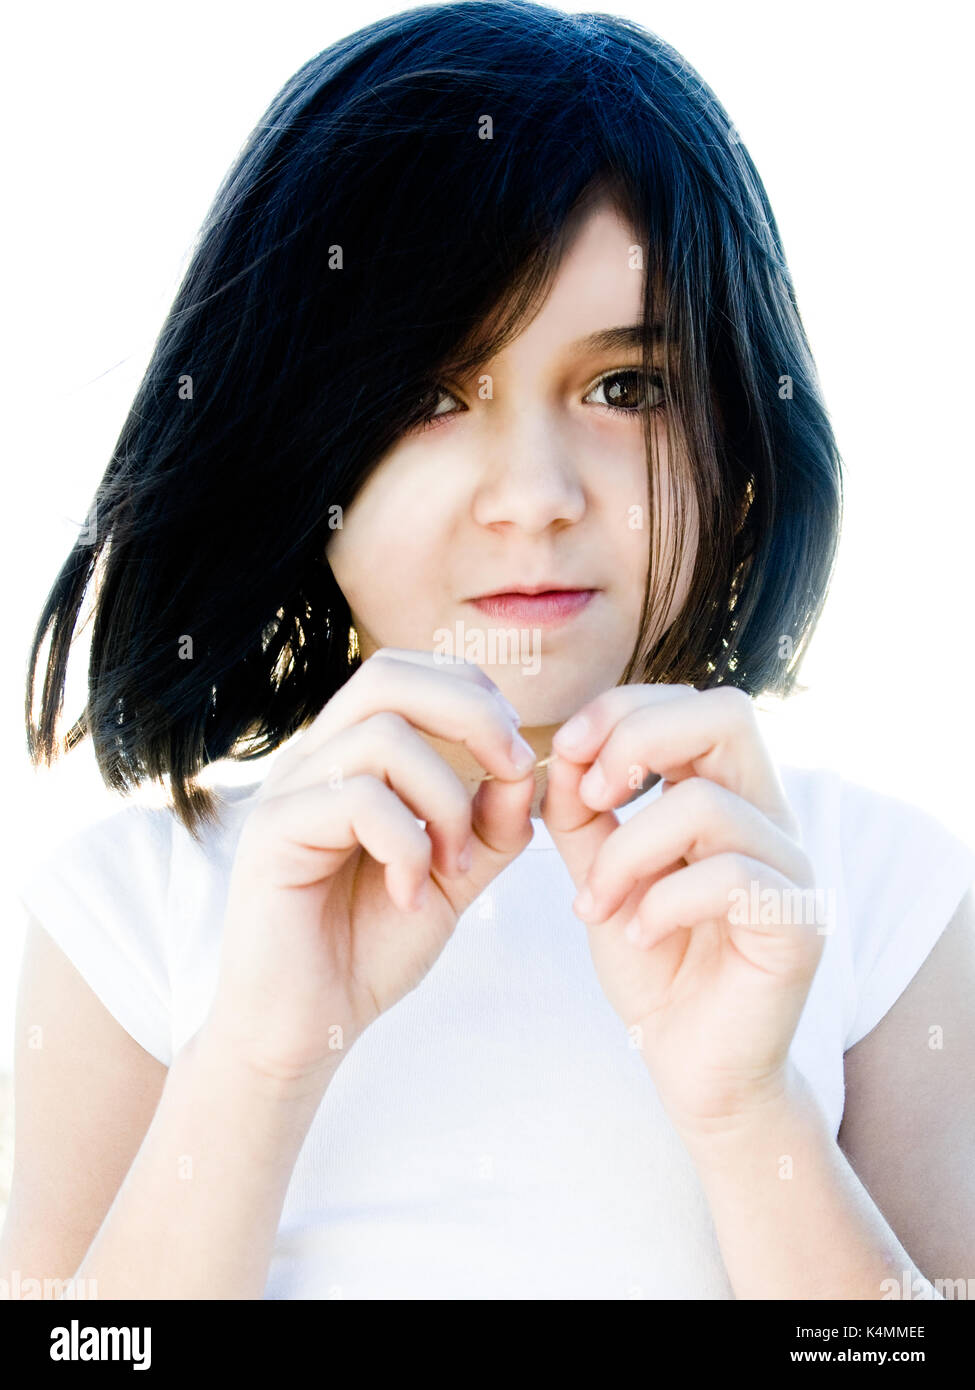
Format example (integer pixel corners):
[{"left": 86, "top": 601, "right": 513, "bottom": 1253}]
[
  {"left": 444, "top": 321, "right": 672, "bottom": 383},
  {"left": 567, "top": 322, "right": 669, "bottom": 354}
]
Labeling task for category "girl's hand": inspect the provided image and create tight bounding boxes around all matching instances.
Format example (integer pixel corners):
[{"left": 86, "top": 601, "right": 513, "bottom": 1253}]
[
  {"left": 207, "top": 650, "right": 537, "bottom": 1092},
  {"left": 541, "top": 684, "right": 823, "bottom": 1137}
]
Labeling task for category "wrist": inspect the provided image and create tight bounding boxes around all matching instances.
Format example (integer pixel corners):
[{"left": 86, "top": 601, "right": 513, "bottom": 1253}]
[
  {"left": 666, "top": 1061, "right": 816, "bottom": 1164},
  {"left": 184, "top": 1018, "right": 343, "bottom": 1111}
]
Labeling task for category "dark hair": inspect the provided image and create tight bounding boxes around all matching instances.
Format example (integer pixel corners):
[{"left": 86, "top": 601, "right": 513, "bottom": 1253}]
[{"left": 25, "top": 0, "right": 843, "bottom": 838}]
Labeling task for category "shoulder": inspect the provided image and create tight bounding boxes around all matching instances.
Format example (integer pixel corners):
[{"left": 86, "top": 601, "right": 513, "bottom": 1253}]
[
  {"left": 776, "top": 764, "right": 975, "bottom": 1050},
  {"left": 15, "top": 780, "right": 266, "bottom": 1069},
  {"left": 166, "top": 781, "right": 265, "bottom": 864},
  {"left": 16, "top": 778, "right": 268, "bottom": 957},
  {"left": 19, "top": 795, "right": 176, "bottom": 909},
  {"left": 776, "top": 763, "right": 974, "bottom": 879}
]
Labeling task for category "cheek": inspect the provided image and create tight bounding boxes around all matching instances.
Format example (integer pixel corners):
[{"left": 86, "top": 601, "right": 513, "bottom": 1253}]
[
  {"left": 327, "top": 454, "right": 446, "bottom": 584},
  {"left": 608, "top": 420, "right": 696, "bottom": 608},
  {"left": 597, "top": 425, "right": 654, "bottom": 563}
]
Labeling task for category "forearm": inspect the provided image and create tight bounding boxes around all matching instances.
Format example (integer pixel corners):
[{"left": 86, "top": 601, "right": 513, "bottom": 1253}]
[
  {"left": 674, "top": 1063, "right": 938, "bottom": 1300},
  {"left": 72, "top": 1024, "right": 335, "bottom": 1299}
]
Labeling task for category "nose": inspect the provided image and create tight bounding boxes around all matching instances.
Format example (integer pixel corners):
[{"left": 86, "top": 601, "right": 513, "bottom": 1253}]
[{"left": 470, "top": 409, "right": 587, "bottom": 533}]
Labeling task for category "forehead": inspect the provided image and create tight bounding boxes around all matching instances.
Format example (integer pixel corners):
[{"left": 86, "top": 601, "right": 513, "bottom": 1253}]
[{"left": 449, "top": 201, "right": 674, "bottom": 375}]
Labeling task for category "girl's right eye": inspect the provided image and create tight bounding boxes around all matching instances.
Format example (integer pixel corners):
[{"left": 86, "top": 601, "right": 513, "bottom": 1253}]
[
  {"left": 413, "top": 387, "right": 465, "bottom": 432},
  {"left": 413, "top": 366, "right": 665, "bottom": 432}
]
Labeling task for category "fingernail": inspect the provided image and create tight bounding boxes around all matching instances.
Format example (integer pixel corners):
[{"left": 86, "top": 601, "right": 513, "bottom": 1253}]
[
  {"left": 510, "top": 734, "right": 536, "bottom": 771},
  {"left": 574, "top": 886, "right": 596, "bottom": 919},
  {"left": 554, "top": 713, "right": 590, "bottom": 751},
  {"left": 579, "top": 761, "right": 608, "bottom": 804}
]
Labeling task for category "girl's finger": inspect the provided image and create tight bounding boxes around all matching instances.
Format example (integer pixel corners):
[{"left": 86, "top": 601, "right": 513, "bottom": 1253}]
[
  {"left": 627, "top": 854, "right": 828, "bottom": 969},
  {"left": 260, "top": 711, "right": 481, "bottom": 879},
  {"left": 553, "top": 684, "right": 794, "bottom": 834},
  {"left": 575, "top": 777, "right": 814, "bottom": 924},
  {"left": 551, "top": 683, "right": 696, "bottom": 767},
  {"left": 467, "top": 769, "right": 538, "bottom": 870},
  {"left": 237, "top": 774, "right": 435, "bottom": 911},
  {"left": 537, "top": 746, "right": 621, "bottom": 891},
  {"left": 541, "top": 685, "right": 694, "bottom": 892},
  {"left": 269, "top": 648, "right": 535, "bottom": 785}
]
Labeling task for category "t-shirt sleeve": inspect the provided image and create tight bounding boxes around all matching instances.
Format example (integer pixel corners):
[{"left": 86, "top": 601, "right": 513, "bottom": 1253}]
[
  {"left": 15, "top": 802, "right": 175, "bottom": 1066},
  {"left": 839, "top": 778, "right": 975, "bottom": 1051}
]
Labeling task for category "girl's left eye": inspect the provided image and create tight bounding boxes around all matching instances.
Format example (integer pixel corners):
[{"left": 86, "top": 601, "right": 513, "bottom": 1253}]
[
  {"left": 584, "top": 369, "right": 664, "bottom": 415},
  {"left": 412, "top": 369, "right": 664, "bottom": 432}
]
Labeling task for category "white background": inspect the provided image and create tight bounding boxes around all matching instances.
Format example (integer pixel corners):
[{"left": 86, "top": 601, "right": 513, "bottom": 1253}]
[{"left": 2, "top": 0, "right": 972, "bottom": 1073}]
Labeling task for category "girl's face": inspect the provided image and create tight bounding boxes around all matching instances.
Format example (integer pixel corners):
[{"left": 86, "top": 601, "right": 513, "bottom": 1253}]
[{"left": 326, "top": 195, "right": 698, "bottom": 764}]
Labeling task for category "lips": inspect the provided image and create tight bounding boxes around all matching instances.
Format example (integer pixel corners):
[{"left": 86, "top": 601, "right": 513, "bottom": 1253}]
[
  {"left": 468, "top": 589, "right": 596, "bottom": 625},
  {"left": 470, "top": 582, "right": 593, "bottom": 599}
]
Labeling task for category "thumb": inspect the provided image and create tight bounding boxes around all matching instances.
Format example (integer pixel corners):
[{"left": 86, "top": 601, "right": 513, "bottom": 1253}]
[
  {"left": 539, "top": 750, "right": 619, "bottom": 891},
  {"left": 462, "top": 769, "right": 537, "bottom": 895}
]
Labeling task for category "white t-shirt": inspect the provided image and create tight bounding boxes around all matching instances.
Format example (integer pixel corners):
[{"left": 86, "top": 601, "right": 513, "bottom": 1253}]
[{"left": 16, "top": 764, "right": 975, "bottom": 1299}]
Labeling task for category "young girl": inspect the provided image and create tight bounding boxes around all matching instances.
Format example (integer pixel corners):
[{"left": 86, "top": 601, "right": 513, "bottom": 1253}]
[{"left": 6, "top": 1, "right": 974, "bottom": 1300}]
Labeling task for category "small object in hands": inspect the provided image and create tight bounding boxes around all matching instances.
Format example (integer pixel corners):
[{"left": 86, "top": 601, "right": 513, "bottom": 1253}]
[{"left": 481, "top": 754, "right": 555, "bottom": 781}]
